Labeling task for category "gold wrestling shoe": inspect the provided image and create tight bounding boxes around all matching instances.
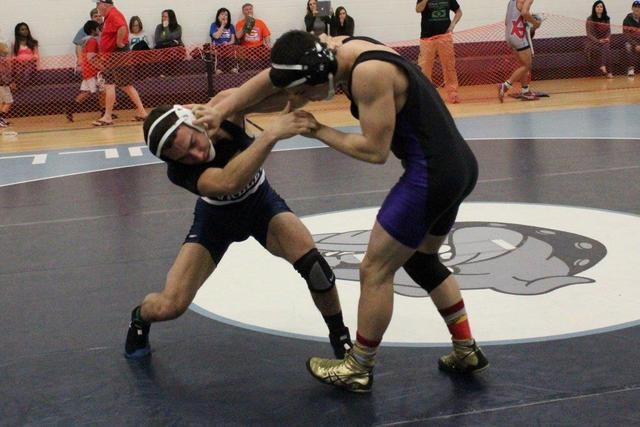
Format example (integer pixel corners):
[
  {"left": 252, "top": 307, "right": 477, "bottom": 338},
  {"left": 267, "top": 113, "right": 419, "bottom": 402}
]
[
  {"left": 438, "top": 339, "right": 489, "bottom": 375},
  {"left": 306, "top": 349, "right": 374, "bottom": 393}
]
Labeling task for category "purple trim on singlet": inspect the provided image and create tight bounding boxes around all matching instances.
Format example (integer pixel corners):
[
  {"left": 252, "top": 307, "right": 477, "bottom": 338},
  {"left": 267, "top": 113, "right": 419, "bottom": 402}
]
[{"left": 376, "top": 126, "right": 429, "bottom": 249}]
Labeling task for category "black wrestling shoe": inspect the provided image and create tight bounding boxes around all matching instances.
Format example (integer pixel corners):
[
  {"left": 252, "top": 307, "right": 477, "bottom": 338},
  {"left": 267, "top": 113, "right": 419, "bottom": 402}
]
[
  {"left": 124, "top": 307, "right": 151, "bottom": 359},
  {"left": 329, "top": 327, "right": 352, "bottom": 359}
]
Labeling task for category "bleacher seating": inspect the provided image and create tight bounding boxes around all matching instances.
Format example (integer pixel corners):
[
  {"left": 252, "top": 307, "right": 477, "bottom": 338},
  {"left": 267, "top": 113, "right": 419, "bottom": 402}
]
[{"left": 9, "top": 33, "right": 633, "bottom": 118}]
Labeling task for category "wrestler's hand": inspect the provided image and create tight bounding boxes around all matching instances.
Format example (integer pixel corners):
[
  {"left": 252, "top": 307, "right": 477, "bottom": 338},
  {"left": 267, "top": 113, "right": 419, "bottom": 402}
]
[
  {"left": 264, "top": 102, "right": 318, "bottom": 141},
  {"left": 318, "top": 33, "right": 331, "bottom": 45},
  {"left": 291, "top": 109, "right": 321, "bottom": 138},
  {"left": 191, "top": 104, "right": 223, "bottom": 138}
]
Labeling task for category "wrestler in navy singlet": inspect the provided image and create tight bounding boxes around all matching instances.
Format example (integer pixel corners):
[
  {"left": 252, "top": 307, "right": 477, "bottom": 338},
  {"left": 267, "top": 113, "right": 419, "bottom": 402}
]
[
  {"left": 166, "top": 120, "right": 291, "bottom": 264},
  {"left": 343, "top": 37, "right": 478, "bottom": 248}
]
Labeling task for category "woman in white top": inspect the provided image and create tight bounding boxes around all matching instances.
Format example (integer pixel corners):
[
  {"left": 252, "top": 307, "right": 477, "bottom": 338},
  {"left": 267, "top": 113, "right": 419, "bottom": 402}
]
[{"left": 129, "top": 16, "right": 150, "bottom": 50}]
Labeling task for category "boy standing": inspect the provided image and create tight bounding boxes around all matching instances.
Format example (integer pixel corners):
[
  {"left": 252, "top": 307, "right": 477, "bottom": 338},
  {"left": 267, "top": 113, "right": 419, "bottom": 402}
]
[{"left": 66, "top": 21, "right": 101, "bottom": 122}]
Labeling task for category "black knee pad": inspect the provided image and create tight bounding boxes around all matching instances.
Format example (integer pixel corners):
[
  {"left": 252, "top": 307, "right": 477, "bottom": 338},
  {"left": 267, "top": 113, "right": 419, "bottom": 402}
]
[
  {"left": 294, "top": 248, "right": 335, "bottom": 293},
  {"left": 403, "top": 252, "right": 451, "bottom": 293}
]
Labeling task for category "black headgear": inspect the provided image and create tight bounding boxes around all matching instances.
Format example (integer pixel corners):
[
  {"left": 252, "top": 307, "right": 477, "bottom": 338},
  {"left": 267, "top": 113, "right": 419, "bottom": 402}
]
[{"left": 270, "top": 42, "right": 337, "bottom": 88}]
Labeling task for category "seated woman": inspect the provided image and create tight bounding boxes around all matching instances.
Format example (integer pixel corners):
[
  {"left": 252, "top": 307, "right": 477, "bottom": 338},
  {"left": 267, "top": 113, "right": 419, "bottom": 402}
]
[
  {"left": 330, "top": 6, "right": 354, "bottom": 37},
  {"left": 154, "top": 9, "right": 183, "bottom": 50},
  {"left": 210, "top": 7, "right": 238, "bottom": 74},
  {"left": 129, "top": 16, "right": 150, "bottom": 51},
  {"left": 586, "top": 0, "right": 613, "bottom": 78},
  {"left": 304, "top": 0, "right": 331, "bottom": 36},
  {"left": 12, "top": 22, "right": 39, "bottom": 89}
]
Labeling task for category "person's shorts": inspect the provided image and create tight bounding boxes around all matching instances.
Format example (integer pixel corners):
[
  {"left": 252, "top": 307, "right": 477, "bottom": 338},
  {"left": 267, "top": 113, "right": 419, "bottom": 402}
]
[
  {"left": 0, "top": 85, "right": 13, "bottom": 104},
  {"left": 376, "top": 141, "right": 478, "bottom": 249},
  {"left": 102, "top": 51, "right": 134, "bottom": 87},
  {"left": 80, "top": 76, "right": 98, "bottom": 93},
  {"left": 184, "top": 179, "right": 292, "bottom": 264},
  {"left": 102, "top": 65, "right": 134, "bottom": 87},
  {"left": 507, "top": 32, "right": 531, "bottom": 52}
]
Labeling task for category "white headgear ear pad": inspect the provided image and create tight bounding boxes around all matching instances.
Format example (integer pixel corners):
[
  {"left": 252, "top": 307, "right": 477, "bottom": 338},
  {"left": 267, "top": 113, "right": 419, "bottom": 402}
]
[
  {"left": 172, "top": 105, "right": 198, "bottom": 130},
  {"left": 149, "top": 105, "right": 215, "bottom": 161}
]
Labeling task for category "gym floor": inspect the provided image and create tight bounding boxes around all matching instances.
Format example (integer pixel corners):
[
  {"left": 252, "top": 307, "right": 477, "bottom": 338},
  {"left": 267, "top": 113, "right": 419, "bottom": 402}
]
[{"left": 1, "top": 99, "right": 639, "bottom": 425}]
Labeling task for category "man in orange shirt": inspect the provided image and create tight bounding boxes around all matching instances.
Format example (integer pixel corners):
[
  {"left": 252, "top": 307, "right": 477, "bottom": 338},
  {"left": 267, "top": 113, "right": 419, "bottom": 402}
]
[
  {"left": 235, "top": 3, "right": 271, "bottom": 71},
  {"left": 235, "top": 3, "right": 271, "bottom": 48}
]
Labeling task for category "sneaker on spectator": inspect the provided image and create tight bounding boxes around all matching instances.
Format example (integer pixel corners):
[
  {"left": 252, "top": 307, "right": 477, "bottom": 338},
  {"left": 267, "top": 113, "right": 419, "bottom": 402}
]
[
  {"left": 520, "top": 91, "right": 539, "bottom": 101},
  {"left": 0, "top": 118, "right": 7, "bottom": 128},
  {"left": 628, "top": 67, "right": 635, "bottom": 77},
  {"left": 97, "top": 113, "right": 118, "bottom": 120},
  {"left": 498, "top": 83, "right": 507, "bottom": 102}
]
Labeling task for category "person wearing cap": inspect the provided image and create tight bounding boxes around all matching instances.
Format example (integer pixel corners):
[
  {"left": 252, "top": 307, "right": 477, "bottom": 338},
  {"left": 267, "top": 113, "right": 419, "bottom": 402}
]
[
  {"left": 623, "top": 0, "right": 640, "bottom": 76},
  {"left": 93, "top": 0, "right": 147, "bottom": 126},
  {"left": 124, "top": 90, "right": 353, "bottom": 361},
  {"left": 189, "top": 30, "right": 488, "bottom": 393}
]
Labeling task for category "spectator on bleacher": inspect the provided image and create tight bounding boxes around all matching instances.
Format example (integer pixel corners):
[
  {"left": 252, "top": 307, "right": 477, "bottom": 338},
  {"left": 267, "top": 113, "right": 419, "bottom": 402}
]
[
  {"left": 586, "top": 1, "right": 613, "bottom": 79},
  {"left": 236, "top": 3, "right": 271, "bottom": 71},
  {"left": 154, "top": 9, "right": 183, "bottom": 49},
  {"left": 305, "top": 0, "right": 331, "bottom": 37},
  {"left": 210, "top": 8, "right": 236, "bottom": 46},
  {"left": 93, "top": 0, "right": 147, "bottom": 126},
  {"left": 623, "top": 0, "right": 640, "bottom": 76},
  {"left": 236, "top": 3, "right": 271, "bottom": 48},
  {"left": 0, "top": 39, "right": 14, "bottom": 127},
  {"left": 129, "top": 16, "right": 150, "bottom": 51},
  {"left": 330, "top": 6, "right": 355, "bottom": 37},
  {"left": 12, "top": 22, "right": 39, "bottom": 90},
  {"left": 72, "top": 8, "right": 102, "bottom": 71},
  {"left": 498, "top": 0, "right": 542, "bottom": 102},
  {"left": 65, "top": 21, "right": 102, "bottom": 123},
  {"left": 210, "top": 8, "right": 238, "bottom": 74},
  {"left": 415, "top": 0, "right": 462, "bottom": 104}
]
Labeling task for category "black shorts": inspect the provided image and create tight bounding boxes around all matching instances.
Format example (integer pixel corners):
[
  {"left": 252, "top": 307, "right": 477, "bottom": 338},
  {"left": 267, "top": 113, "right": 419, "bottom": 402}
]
[
  {"left": 103, "top": 51, "right": 134, "bottom": 86},
  {"left": 184, "top": 180, "right": 291, "bottom": 264},
  {"left": 102, "top": 65, "right": 133, "bottom": 87}
]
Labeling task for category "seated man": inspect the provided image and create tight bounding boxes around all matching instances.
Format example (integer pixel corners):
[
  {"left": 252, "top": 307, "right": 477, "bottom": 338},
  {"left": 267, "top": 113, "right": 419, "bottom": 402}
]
[
  {"left": 235, "top": 3, "right": 271, "bottom": 70},
  {"left": 125, "top": 91, "right": 352, "bottom": 360}
]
